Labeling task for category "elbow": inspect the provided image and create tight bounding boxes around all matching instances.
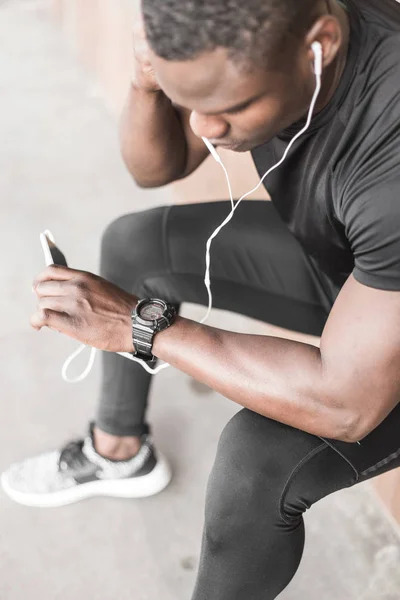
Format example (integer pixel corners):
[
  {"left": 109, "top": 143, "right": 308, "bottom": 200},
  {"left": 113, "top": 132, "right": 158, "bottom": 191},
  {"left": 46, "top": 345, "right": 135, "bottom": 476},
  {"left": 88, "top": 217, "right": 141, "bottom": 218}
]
[
  {"left": 331, "top": 409, "right": 373, "bottom": 444},
  {"left": 120, "top": 149, "right": 178, "bottom": 189},
  {"left": 119, "top": 137, "right": 184, "bottom": 188},
  {"left": 121, "top": 160, "right": 173, "bottom": 189},
  {"left": 132, "top": 176, "right": 167, "bottom": 189}
]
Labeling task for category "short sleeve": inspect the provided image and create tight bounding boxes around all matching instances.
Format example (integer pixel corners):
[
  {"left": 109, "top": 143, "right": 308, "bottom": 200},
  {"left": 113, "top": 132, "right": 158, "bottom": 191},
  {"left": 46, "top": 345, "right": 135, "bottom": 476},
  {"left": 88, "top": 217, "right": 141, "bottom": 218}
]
[
  {"left": 340, "top": 172, "right": 400, "bottom": 291},
  {"left": 333, "top": 34, "right": 400, "bottom": 292}
]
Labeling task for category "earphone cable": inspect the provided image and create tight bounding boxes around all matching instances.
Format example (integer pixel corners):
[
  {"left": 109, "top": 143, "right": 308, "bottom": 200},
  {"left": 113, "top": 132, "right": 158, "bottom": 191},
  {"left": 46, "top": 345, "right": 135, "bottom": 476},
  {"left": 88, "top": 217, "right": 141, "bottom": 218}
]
[{"left": 60, "top": 48, "right": 322, "bottom": 382}]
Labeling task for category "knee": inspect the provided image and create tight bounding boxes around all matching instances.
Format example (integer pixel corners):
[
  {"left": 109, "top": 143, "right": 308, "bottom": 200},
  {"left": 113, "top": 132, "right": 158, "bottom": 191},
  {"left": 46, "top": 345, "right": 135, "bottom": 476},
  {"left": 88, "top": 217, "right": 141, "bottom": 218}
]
[
  {"left": 100, "top": 207, "right": 167, "bottom": 290},
  {"left": 101, "top": 214, "right": 130, "bottom": 259},
  {"left": 204, "top": 410, "right": 288, "bottom": 549},
  {"left": 101, "top": 206, "right": 165, "bottom": 263},
  {"left": 213, "top": 408, "right": 288, "bottom": 480}
]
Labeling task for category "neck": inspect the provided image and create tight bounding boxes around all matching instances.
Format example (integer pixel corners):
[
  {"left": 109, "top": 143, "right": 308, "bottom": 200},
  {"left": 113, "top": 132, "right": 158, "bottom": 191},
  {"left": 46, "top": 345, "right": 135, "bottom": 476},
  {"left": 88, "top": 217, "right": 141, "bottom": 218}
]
[{"left": 314, "top": 0, "right": 351, "bottom": 113}]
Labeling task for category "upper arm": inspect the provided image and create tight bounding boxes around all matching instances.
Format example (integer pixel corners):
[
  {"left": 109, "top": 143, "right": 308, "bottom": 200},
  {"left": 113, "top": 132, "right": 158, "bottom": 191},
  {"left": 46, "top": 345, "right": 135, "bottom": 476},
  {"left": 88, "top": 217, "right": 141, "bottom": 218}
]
[
  {"left": 320, "top": 274, "right": 400, "bottom": 441},
  {"left": 317, "top": 55, "right": 400, "bottom": 440},
  {"left": 320, "top": 158, "right": 400, "bottom": 440}
]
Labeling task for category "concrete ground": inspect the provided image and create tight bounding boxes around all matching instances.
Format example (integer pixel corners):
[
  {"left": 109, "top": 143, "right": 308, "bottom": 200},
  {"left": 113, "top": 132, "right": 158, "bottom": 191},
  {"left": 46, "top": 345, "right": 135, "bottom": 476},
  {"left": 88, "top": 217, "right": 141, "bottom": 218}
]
[{"left": 0, "top": 1, "right": 399, "bottom": 599}]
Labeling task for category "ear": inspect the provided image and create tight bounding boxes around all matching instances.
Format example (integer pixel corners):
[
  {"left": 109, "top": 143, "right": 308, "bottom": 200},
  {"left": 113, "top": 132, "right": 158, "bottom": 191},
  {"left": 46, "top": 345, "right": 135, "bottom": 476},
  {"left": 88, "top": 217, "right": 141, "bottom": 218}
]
[{"left": 305, "top": 13, "right": 344, "bottom": 70}]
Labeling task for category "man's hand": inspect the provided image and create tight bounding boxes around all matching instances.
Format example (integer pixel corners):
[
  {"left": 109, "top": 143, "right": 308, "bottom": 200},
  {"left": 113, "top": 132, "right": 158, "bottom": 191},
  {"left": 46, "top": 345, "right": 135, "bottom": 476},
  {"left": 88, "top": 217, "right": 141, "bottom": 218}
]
[
  {"left": 133, "top": 16, "right": 161, "bottom": 93},
  {"left": 31, "top": 265, "right": 137, "bottom": 353},
  {"left": 120, "top": 16, "right": 209, "bottom": 188}
]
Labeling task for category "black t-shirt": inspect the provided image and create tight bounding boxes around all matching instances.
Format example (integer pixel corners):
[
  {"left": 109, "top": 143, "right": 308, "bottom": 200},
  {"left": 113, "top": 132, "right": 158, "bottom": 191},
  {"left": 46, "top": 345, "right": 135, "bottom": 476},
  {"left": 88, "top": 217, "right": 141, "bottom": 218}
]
[{"left": 251, "top": 0, "right": 400, "bottom": 292}]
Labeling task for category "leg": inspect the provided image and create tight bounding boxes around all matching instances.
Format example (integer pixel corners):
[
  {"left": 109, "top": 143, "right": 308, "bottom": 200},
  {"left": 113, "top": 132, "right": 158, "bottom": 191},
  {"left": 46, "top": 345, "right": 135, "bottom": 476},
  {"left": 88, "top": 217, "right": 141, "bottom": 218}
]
[
  {"left": 95, "top": 200, "right": 337, "bottom": 456},
  {"left": 2, "top": 199, "right": 339, "bottom": 505},
  {"left": 95, "top": 206, "right": 180, "bottom": 452},
  {"left": 192, "top": 403, "right": 400, "bottom": 600}
]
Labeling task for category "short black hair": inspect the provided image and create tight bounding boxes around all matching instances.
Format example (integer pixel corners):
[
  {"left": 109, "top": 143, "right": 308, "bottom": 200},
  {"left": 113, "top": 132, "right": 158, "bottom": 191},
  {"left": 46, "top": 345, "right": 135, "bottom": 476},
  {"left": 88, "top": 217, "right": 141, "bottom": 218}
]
[{"left": 142, "top": 0, "right": 319, "bottom": 70}]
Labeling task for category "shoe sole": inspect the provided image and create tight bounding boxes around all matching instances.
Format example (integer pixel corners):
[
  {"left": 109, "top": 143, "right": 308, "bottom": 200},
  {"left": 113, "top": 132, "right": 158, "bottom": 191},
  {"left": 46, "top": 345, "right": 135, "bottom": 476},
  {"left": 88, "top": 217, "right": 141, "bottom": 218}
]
[{"left": 1, "top": 453, "right": 172, "bottom": 508}]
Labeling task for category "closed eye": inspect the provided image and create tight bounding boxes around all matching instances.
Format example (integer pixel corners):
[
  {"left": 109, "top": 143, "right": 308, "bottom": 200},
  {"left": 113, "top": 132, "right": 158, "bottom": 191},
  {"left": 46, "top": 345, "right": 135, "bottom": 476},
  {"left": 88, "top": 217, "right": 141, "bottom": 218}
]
[{"left": 225, "top": 100, "right": 253, "bottom": 115}]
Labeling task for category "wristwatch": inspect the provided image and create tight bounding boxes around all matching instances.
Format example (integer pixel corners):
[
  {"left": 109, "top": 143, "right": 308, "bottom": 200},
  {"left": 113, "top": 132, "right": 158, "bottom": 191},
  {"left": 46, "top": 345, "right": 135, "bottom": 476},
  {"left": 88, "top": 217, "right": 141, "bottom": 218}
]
[{"left": 131, "top": 298, "right": 177, "bottom": 362}]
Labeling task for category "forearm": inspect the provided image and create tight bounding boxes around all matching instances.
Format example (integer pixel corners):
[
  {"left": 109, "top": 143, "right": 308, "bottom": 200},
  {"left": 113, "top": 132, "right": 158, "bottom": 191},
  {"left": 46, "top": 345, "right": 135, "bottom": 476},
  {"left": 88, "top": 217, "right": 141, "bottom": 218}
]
[
  {"left": 119, "top": 83, "right": 187, "bottom": 188},
  {"left": 153, "top": 316, "right": 356, "bottom": 441}
]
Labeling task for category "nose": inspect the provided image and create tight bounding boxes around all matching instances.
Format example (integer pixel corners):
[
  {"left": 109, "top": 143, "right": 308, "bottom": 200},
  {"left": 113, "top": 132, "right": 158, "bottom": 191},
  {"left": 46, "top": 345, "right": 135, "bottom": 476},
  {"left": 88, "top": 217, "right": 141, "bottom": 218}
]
[{"left": 189, "top": 111, "right": 229, "bottom": 141}]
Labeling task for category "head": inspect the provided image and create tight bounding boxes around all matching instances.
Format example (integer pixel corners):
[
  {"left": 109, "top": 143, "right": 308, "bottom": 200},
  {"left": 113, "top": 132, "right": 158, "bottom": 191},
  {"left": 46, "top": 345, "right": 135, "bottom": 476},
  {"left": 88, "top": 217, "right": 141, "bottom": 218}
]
[{"left": 142, "top": 0, "right": 347, "bottom": 152}]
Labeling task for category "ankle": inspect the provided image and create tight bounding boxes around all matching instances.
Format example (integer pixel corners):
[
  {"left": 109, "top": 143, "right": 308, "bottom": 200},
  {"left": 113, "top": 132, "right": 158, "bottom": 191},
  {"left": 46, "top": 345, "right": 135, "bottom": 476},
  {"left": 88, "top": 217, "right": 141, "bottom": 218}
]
[{"left": 93, "top": 426, "right": 141, "bottom": 461}]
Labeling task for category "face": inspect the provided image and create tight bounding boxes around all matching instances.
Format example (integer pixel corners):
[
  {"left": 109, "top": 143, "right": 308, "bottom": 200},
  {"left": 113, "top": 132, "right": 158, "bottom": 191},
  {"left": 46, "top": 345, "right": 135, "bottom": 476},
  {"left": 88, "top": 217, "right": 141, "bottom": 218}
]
[{"left": 150, "top": 45, "right": 318, "bottom": 153}]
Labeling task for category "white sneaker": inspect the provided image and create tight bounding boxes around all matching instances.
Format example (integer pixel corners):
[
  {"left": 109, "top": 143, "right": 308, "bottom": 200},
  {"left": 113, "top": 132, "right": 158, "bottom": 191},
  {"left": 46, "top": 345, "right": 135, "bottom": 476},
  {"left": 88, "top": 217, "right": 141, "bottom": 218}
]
[{"left": 1, "top": 425, "right": 172, "bottom": 508}]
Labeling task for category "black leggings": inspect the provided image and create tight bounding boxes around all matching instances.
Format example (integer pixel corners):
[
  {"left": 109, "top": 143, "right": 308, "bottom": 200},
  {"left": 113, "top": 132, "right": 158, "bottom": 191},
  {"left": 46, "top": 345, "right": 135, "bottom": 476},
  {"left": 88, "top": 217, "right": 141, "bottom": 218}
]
[{"left": 97, "top": 200, "right": 400, "bottom": 599}]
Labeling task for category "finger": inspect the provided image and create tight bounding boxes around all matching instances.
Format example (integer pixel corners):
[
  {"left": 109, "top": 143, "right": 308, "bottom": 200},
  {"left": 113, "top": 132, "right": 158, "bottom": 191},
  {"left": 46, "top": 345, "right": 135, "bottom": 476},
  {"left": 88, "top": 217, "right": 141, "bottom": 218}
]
[
  {"left": 133, "top": 20, "right": 145, "bottom": 39},
  {"left": 33, "top": 265, "right": 85, "bottom": 289},
  {"left": 37, "top": 296, "right": 72, "bottom": 314},
  {"left": 30, "top": 308, "right": 70, "bottom": 332},
  {"left": 34, "top": 280, "right": 72, "bottom": 298},
  {"left": 133, "top": 11, "right": 145, "bottom": 32},
  {"left": 135, "top": 40, "right": 152, "bottom": 65}
]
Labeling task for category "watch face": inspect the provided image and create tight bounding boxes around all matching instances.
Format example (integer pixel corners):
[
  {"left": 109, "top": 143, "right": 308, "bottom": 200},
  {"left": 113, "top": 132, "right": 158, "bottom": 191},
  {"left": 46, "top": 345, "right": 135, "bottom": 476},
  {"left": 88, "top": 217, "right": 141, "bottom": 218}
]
[{"left": 139, "top": 301, "right": 164, "bottom": 322}]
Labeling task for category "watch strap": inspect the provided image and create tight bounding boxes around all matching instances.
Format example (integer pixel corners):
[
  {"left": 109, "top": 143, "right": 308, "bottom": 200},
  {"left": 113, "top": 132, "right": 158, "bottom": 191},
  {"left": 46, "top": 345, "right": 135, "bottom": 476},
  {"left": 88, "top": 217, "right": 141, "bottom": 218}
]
[{"left": 132, "top": 324, "right": 155, "bottom": 362}]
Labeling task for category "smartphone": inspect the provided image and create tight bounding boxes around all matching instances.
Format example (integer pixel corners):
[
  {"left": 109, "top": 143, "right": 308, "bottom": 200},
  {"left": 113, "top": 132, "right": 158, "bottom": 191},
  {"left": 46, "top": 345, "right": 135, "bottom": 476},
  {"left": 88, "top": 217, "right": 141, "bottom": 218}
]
[{"left": 40, "top": 230, "right": 68, "bottom": 267}]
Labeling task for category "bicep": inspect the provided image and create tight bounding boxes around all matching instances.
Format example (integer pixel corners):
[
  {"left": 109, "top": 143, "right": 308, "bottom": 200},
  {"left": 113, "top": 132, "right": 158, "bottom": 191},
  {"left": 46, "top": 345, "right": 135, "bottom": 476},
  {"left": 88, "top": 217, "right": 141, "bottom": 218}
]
[{"left": 319, "top": 274, "right": 400, "bottom": 439}]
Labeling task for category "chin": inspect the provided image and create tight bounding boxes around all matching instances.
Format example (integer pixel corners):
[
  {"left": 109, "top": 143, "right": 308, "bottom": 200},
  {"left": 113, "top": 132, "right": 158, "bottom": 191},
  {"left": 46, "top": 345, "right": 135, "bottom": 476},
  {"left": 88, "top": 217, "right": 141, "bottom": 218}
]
[
  {"left": 218, "top": 142, "right": 252, "bottom": 153},
  {"left": 217, "top": 134, "right": 271, "bottom": 153},
  {"left": 231, "top": 145, "right": 250, "bottom": 153}
]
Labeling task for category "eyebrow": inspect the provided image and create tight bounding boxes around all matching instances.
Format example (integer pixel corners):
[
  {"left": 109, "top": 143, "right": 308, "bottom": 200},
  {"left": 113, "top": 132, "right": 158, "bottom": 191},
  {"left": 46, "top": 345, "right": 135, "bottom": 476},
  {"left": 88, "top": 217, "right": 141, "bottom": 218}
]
[{"left": 205, "top": 94, "right": 261, "bottom": 116}]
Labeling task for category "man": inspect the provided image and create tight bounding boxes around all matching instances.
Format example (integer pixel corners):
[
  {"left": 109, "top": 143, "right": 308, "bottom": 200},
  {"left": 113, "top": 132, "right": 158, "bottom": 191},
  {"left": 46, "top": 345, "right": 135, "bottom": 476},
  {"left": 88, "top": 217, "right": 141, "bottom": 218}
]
[{"left": 2, "top": 0, "right": 400, "bottom": 597}]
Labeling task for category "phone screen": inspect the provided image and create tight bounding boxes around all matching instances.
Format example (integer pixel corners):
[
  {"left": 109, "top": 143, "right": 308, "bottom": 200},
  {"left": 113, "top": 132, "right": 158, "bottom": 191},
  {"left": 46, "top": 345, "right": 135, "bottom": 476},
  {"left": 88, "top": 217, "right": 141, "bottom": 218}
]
[
  {"left": 40, "top": 233, "right": 68, "bottom": 267},
  {"left": 48, "top": 241, "right": 68, "bottom": 267}
]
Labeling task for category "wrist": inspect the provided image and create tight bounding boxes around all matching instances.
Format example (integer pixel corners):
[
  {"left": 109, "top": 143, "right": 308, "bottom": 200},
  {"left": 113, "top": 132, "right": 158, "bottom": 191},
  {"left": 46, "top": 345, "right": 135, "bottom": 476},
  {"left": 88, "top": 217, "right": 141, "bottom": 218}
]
[
  {"left": 152, "top": 315, "right": 185, "bottom": 358},
  {"left": 121, "top": 295, "right": 138, "bottom": 354}
]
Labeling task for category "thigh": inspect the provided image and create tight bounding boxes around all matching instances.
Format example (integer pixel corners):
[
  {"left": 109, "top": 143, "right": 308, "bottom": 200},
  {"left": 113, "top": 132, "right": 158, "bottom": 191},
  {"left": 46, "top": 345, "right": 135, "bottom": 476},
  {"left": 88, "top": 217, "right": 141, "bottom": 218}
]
[
  {"left": 162, "top": 200, "right": 400, "bottom": 478},
  {"left": 142, "top": 200, "right": 340, "bottom": 337}
]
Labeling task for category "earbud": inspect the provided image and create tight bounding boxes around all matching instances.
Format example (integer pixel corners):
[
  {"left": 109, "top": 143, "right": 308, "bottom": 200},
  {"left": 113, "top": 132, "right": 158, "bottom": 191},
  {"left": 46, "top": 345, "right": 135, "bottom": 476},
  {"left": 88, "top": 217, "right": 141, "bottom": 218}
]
[
  {"left": 202, "top": 137, "right": 222, "bottom": 164},
  {"left": 311, "top": 41, "right": 323, "bottom": 77}
]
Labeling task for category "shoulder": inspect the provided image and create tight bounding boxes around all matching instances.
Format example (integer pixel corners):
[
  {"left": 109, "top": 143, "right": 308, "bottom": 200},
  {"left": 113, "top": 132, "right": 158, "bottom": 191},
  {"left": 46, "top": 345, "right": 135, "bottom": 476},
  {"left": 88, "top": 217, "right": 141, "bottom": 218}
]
[
  {"left": 354, "top": 0, "right": 400, "bottom": 30},
  {"left": 333, "top": 27, "right": 400, "bottom": 210},
  {"left": 350, "top": 0, "right": 400, "bottom": 109}
]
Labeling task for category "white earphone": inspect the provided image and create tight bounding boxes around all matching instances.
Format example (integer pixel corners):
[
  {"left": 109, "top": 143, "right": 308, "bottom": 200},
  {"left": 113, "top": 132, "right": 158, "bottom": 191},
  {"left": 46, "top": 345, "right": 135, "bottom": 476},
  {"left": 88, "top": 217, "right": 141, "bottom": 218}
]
[
  {"left": 60, "top": 41, "right": 324, "bottom": 382},
  {"left": 202, "top": 136, "right": 223, "bottom": 164},
  {"left": 311, "top": 41, "right": 323, "bottom": 77}
]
